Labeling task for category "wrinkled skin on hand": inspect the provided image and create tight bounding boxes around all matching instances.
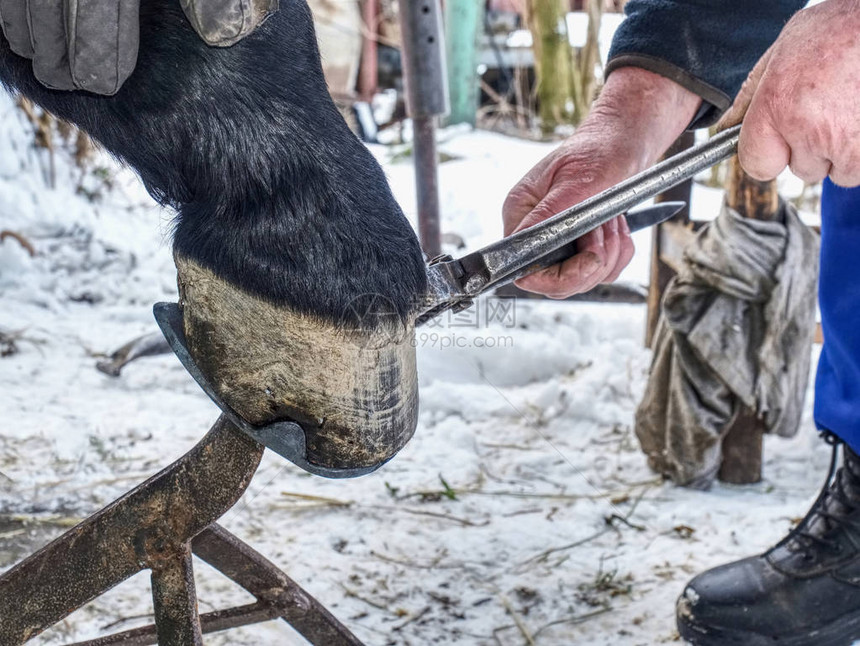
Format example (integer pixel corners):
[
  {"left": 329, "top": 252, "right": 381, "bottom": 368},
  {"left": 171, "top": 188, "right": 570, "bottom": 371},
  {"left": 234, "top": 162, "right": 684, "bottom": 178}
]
[
  {"left": 722, "top": 0, "right": 860, "bottom": 186},
  {"left": 503, "top": 67, "right": 701, "bottom": 298}
]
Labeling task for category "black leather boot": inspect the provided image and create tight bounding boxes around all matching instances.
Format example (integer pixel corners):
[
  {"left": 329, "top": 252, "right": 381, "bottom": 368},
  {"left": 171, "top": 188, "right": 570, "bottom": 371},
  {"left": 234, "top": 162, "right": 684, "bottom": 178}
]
[{"left": 677, "top": 433, "right": 860, "bottom": 645}]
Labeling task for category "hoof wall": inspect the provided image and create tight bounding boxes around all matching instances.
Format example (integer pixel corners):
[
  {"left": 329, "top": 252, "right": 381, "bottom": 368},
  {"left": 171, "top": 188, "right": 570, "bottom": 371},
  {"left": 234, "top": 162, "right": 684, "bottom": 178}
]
[{"left": 174, "top": 255, "right": 419, "bottom": 471}]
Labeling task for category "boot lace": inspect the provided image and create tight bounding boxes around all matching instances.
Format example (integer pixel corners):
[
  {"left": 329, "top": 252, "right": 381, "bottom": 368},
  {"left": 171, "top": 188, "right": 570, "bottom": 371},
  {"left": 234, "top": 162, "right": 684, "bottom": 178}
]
[{"left": 781, "top": 432, "right": 860, "bottom": 559}]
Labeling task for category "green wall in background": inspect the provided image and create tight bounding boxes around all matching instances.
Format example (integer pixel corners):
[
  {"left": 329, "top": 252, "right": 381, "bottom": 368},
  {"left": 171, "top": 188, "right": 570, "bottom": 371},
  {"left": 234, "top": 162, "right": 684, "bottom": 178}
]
[{"left": 444, "top": 0, "right": 485, "bottom": 127}]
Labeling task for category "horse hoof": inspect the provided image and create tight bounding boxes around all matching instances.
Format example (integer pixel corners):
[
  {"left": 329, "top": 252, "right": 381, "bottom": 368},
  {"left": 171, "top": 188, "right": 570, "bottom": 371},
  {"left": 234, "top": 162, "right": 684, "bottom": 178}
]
[{"left": 174, "top": 254, "right": 418, "bottom": 471}]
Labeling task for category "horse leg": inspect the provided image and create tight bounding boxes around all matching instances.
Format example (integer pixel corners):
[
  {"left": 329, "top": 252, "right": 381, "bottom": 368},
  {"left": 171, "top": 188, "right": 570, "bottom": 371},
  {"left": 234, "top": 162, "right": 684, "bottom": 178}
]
[{"left": 0, "top": 0, "right": 425, "bottom": 470}]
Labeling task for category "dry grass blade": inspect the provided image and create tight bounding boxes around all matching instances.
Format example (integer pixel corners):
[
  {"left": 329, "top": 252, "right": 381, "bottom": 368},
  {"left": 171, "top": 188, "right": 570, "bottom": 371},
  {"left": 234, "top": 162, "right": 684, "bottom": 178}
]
[
  {"left": 374, "top": 505, "right": 487, "bottom": 527},
  {"left": 531, "top": 607, "right": 612, "bottom": 639},
  {"left": 517, "top": 527, "right": 610, "bottom": 568},
  {"left": 518, "top": 481, "right": 656, "bottom": 567},
  {"left": 3, "top": 514, "right": 83, "bottom": 527},
  {"left": 278, "top": 492, "right": 353, "bottom": 507},
  {"left": 370, "top": 550, "right": 467, "bottom": 571},
  {"left": 498, "top": 595, "right": 536, "bottom": 646},
  {"left": 392, "top": 606, "right": 431, "bottom": 631},
  {"left": 339, "top": 584, "right": 391, "bottom": 612},
  {"left": 0, "top": 230, "right": 35, "bottom": 257},
  {"left": 277, "top": 491, "right": 485, "bottom": 527}
]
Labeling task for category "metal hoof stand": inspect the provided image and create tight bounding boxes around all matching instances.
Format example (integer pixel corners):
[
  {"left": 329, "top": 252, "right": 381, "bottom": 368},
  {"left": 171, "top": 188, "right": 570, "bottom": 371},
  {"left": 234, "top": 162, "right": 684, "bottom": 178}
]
[{"left": 0, "top": 309, "right": 366, "bottom": 645}]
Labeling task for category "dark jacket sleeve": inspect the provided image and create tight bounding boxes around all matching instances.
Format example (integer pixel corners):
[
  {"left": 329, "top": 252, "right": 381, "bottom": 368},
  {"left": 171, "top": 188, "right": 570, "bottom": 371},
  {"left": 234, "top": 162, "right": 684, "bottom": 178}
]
[{"left": 606, "top": 0, "right": 807, "bottom": 127}]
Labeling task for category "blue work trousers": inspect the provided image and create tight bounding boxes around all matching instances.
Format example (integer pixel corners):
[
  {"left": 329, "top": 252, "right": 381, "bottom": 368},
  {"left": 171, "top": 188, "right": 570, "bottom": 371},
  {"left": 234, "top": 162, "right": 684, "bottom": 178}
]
[{"left": 815, "top": 179, "right": 860, "bottom": 450}]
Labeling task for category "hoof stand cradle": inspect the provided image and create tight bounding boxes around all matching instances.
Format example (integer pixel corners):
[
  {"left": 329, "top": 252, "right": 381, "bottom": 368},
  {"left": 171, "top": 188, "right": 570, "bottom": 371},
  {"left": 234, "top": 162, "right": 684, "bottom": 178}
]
[{"left": 0, "top": 274, "right": 422, "bottom": 644}]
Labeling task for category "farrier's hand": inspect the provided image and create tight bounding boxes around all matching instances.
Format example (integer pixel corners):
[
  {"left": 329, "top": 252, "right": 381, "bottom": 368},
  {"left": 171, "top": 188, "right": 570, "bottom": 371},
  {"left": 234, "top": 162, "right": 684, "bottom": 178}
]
[
  {"left": 502, "top": 68, "right": 701, "bottom": 298},
  {"left": 721, "top": 0, "right": 860, "bottom": 186},
  {"left": 0, "top": 0, "right": 276, "bottom": 95}
]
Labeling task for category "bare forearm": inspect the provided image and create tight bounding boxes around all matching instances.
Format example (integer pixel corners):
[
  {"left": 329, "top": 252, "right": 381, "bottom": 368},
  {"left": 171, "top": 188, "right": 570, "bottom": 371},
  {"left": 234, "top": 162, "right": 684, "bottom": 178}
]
[
  {"left": 502, "top": 67, "right": 701, "bottom": 298},
  {"left": 581, "top": 66, "right": 703, "bottom": 171}
]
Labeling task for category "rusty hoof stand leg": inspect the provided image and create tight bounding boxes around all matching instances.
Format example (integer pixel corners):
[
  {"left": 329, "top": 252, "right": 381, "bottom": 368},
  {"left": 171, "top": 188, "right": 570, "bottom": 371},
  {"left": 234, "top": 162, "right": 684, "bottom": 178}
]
[
  {"left": 150, "top": 546, "right": 203, "bottom": 646},
  {"left": 0, "top": 419, "right": 364, "bottom": 645}
]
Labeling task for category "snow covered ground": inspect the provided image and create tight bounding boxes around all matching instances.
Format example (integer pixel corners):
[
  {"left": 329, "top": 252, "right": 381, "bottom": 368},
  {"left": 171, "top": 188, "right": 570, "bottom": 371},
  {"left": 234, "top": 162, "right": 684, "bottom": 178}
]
[{"left": 0, "top": 91, "right": 830, "bottom": 646}]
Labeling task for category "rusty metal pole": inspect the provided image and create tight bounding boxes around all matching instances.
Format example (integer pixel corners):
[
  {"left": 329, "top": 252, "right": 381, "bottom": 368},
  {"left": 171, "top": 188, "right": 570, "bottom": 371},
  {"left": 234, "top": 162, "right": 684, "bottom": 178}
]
[
  {"left": 398, "top": 0, "right": 450, "bottom": 258},
  {"left": 359, "top": 0, "right": 378, "bottom": 101},
  {"left": 413, "top": 116, "right": 442, "bottom": 256}
]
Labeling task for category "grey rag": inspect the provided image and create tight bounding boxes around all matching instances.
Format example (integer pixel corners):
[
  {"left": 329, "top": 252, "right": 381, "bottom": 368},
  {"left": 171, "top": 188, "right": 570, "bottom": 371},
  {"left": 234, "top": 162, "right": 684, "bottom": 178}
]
[{"left": 635, "top": 201, "right": 820, "bottom": 488}]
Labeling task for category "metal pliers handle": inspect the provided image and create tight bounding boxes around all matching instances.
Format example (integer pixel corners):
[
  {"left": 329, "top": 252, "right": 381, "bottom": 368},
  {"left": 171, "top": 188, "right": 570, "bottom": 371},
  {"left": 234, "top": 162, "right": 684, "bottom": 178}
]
[{"left": 418, "top": 124, "right": 741, "bottom": 325}]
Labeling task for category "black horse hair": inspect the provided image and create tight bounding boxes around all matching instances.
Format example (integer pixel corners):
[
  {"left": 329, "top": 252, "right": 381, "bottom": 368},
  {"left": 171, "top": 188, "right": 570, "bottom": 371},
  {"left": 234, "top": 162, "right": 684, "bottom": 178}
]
[{"left": 0, "top": 0, "right": 427, "bottom": 325}]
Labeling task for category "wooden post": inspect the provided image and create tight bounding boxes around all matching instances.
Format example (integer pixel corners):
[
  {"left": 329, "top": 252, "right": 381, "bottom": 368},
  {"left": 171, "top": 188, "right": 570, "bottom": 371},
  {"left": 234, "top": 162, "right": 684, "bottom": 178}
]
[
  {"left": 526, "top": 0, "right": 574, "bottom": 133},
  {"left": 724, "top": 155, "right": 779, "bottom": 217},
  {"left": 444, "top": 0, "right": 484, "bottom": 127},
  {"left": 570, "top": 0, "right": 602, "bottom": 125},
  {"left": 645, "top": 131, "right": 695, "bottom": 347},
  {"left": 717, "top": 156, "right": 779, "bottom": 485}
]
